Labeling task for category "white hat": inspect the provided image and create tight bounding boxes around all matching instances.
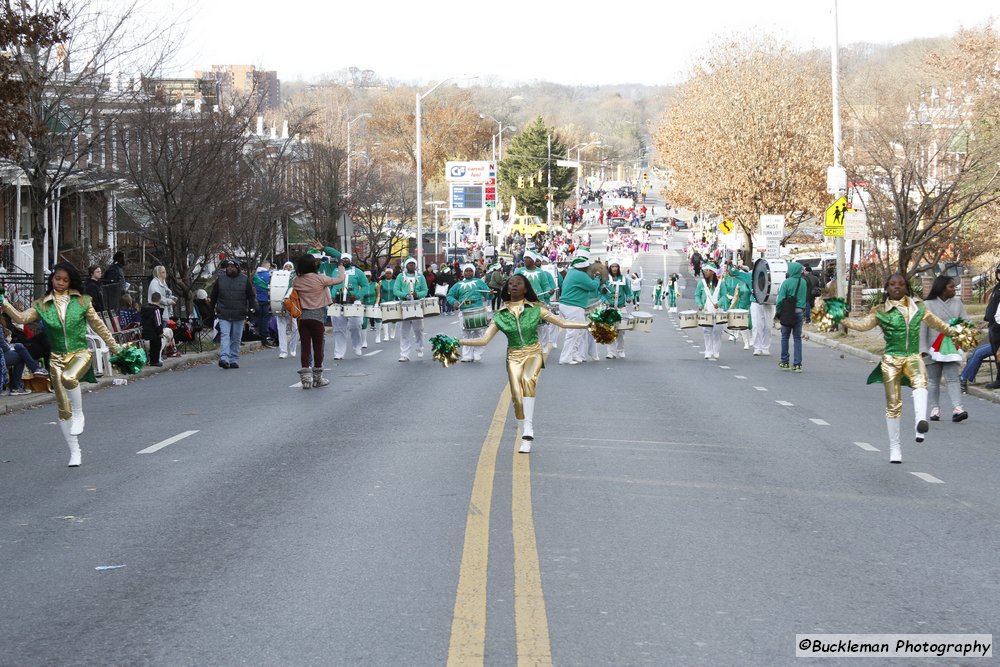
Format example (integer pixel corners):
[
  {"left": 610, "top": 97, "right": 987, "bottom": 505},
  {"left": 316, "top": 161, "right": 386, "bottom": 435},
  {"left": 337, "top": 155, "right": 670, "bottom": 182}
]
[
  {"left": 570, "top": 256, "right": 592, "bottom": 268},
  {"left": 341, "top": 253, "right": 352, "bottom": 261},
  {"left": 462, "top": 263, "right": 476, "bottom": 273},
  {"left": 404, "top": 256, "right": 417, "bottom": 267}
]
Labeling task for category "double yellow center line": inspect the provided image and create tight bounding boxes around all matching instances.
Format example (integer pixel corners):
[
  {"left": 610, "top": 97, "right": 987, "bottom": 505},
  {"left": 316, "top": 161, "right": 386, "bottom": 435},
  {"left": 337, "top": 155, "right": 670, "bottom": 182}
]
[{"left": 447, "top": 385, "right": 552, "bottom": 666}]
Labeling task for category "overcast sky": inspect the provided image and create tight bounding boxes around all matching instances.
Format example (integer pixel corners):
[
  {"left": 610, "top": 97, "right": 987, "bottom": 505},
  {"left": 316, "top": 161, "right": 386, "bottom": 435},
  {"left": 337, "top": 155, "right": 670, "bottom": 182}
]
[{"left": 160, "top": 0, "right": 997, "bottom": 85}]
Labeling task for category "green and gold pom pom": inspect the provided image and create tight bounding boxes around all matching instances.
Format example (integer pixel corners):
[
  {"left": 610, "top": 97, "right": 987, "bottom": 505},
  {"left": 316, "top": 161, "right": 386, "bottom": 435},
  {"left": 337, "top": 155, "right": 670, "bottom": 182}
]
[
  {"left": 587, "top": 307, "right": 620, "bottom": 344},
  {"left": 949, "top": 318, "right": 980, "bottom": 352},
  {"left": 429, "top": 334, "right": 462, "bottom": 367},
  {"left": 811, "top": 297, "right": 850, "bottom": 332},
  {"left": 109, "top": 344, "right": 148, "bottom": 375}
]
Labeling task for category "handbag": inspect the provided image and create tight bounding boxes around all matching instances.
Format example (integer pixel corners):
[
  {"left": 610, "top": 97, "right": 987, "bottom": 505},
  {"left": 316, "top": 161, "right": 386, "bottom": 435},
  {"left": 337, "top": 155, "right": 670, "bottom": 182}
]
[
  {"left": 434, "top": 283, "right": 449, "bottom": 297},
  {"left": 283, "top": 288, "right": 302, "bottom": 318}
]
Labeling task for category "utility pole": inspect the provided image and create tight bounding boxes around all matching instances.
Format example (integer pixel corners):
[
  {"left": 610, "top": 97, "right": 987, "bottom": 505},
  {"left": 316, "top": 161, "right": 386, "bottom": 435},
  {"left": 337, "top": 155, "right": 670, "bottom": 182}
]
[
  {"left": 831, "top": 0, "right": 846, "bottom": 298},
  {"left": 546, "top": 133, "right": 552, "bottom": 225}
]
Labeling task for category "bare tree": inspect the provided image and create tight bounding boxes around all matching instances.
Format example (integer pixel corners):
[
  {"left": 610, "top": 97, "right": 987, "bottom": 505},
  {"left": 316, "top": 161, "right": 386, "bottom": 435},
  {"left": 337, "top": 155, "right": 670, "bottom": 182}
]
[
  {"left": 3, "top": 0, "right": 178, "bottom": 293},
  {"left": 349, "top": 158, "right": 415, "bottom": 274},
  {"left": 118, "top": 97, "right": 255, "bottom": 310}
]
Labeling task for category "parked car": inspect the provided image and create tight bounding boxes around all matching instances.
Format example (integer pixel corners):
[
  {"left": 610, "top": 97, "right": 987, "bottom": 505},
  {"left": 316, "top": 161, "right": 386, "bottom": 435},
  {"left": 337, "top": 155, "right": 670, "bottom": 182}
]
[
  {"left": 651, "top": 216, "right": 669, "bottom": 229},
  {"left": 673, "top": 219, "right": 689, "bottom": 230},
  {"left": 609, "top": 217, "right": 629, "bottom": 229}
]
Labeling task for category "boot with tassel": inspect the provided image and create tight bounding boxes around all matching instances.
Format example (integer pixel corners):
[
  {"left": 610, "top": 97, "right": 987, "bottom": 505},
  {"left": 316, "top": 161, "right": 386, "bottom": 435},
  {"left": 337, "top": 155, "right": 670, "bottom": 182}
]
[
  {"left": 312, "top": 367, "right": 330, "bottom": 388},
  {"left": 298, "top": 368, "right": 313, "bottom": 390}
]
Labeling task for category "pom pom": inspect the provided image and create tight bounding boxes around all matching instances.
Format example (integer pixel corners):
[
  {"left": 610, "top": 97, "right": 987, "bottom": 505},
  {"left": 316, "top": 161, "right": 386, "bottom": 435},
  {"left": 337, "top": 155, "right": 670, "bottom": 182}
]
[
  {"left": 589, "top": 322, "right": 618, "bottom": 344},
  {"left": 429, "top": 334, "right": 461, "bottom": 367},
  {"left": 588, "top": 306, "right": 622, "bottom": 327},
  {"left": 811, "top": 297, "right": 849, "bottom": 332},
  {"left": 109, "top": 345, "right": 148, "bottom": 375},
  {"left": 949, "top": 318, "right": 980, "bottom": 352}
]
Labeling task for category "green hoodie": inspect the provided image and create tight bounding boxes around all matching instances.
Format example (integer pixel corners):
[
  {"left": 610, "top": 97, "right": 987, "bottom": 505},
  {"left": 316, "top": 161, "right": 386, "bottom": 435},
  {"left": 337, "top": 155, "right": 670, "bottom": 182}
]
[{"left": 776, "top": 262, "right": 808, "bottom": 309}]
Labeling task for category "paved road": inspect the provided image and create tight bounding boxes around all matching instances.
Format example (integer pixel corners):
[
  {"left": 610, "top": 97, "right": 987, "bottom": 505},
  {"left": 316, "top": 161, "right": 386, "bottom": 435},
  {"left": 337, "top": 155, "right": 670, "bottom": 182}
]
[{"left": 2, "top": 240, "right": 998, "bottom": 665}]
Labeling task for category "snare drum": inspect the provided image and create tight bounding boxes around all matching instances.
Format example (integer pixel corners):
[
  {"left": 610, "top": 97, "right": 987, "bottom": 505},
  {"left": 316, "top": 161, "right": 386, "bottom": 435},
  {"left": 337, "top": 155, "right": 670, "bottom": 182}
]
[
  {"left": 698, "top": 311, "right": 727, "bottom": 327},
  {"left": 268, "top": 270, "right": 292, "bottom": 314},
  {"left": 364, "top": 304, "right": 382, "bottom": 319},
  {"left": 631, "top": 311, "right": 653, "bottom": 333},
  {"left": 679, "top": 310, "right": 698, "bottom": 329},
  {"left": 326, "top": 304, "right": 344, "bottom": 318},
  {"left": 401, "top": 300, "right": 424, "bottom": 320},
  {"left": 727, "top": 308, "right": 750, "bottom": 330},
  {"left": 616, "top": 316, "right": 635, "bottom": 331},
  {"left": 379, "top": 302, "right": 402, "bottom": 322},
  {"left": 420, "top": 297, "right": 441, "bottom": 317},
  {"left": 462, "top": 306, "right": 491, "bottom": 331},
  {"left": 341, "top": 302, "right": 365, "bottom": 318}
]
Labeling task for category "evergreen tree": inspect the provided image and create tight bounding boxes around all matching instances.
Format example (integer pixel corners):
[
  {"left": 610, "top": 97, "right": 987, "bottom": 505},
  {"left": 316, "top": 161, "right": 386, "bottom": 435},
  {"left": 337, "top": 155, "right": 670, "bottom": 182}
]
[{"left": 497, "top": 116, "right": 575, "bottom": 219}]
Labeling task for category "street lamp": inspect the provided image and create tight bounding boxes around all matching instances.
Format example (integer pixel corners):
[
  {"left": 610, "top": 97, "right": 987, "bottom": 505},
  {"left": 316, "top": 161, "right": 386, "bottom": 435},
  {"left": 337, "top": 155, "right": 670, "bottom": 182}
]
[
  {"left": 346, "top": 112, "right": 372, "bottom": 205},
  {"left": 417, "top": 74, "right": 478, "bottom": 269},
  {"left": 480, "top": 113, "right": 511, "bottom": 162},
  {"left": 425, "top": 200, "right": 446, "bottom": 260},
  {"left": 567, "top": 141, "right": 602, "bottom": 206}
]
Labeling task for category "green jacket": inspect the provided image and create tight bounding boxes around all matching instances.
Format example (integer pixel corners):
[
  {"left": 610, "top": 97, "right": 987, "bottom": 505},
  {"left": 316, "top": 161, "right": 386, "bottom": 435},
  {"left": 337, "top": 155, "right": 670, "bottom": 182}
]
[
  {"left": 447, "top": 279, "right": 489, "bottom": 310},
  {"left": 776, "top": 262, "right": 807, "bottom": 309},
  {"left": 492, "top": 303, "right": 546, "bottom": 349},
  {"left": 393, "top": 272, "right": 428, "bottom": 300},
  {"left": 601, "top": 276, "right": 632, "bottom": 308},
  {"left": 560, "top": 268, "right": 601, "bottom": 308},
  {"left": 377, "top": 278, "right": 394, "bottom": 303},
  {"left": 36, "top": 293, "right": 98, "bottom": 383},
  {"left": 722, "top": 269, "right": 752, "bottom": 310}
]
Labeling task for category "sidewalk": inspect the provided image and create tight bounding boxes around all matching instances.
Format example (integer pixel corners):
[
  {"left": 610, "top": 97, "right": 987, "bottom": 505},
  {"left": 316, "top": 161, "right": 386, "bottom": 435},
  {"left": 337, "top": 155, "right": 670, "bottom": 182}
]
[
  {"left": 0, "top": 342, "right": 263, "bottom": 416},
  {"left": 803, "top": 329, "right": 1000, "bottom": 405}
]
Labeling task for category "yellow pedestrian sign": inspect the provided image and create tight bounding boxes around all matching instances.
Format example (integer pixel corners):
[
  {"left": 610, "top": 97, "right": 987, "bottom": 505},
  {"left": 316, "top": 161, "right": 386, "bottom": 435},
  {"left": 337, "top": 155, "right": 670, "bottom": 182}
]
[
  {"left": 824, "top": 196, "right": 848, "bottom": 237},
  {"left": 718, "top": 219, "right": 734, "bottom": 234}
]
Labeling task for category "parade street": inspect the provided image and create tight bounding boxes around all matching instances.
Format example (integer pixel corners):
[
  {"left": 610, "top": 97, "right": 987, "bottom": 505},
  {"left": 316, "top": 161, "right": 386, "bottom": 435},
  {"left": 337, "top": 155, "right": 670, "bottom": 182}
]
[{"left": 2, "top": 239, "right": 998, "bottom": 666}]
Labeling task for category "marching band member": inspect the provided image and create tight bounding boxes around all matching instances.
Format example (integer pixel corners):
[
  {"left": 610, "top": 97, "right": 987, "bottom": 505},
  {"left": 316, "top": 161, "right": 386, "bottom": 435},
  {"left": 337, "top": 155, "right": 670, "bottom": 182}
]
[
  {"left": 842, "top": 273, "right": 961, "bottom": 463},
  {"left": 377, "top": 268, "right": 397, "bottom": 341},
  {"left": 515, "top": 251, "right": 558, "bottom": 352},
  {"left": 462, "top": 274, "right": 592, "bottom": 453},
  {"left": 393, "top": 257, "right": 428, "bottom": 361},
  {"left": 667, "top": 273, "right": 679, "bottom": 313},
  {"left": 329, "top": 253, "right": 369, "bottom": 360},
  {"left": 360, "top": 270, "right": 376, "bottom": 348},
  {"left": 540, "top": 256, "right": 563, "bottom": 349},
  {"left": 557, "top": 254, "right": 603, "bottom": 365},
  {"left": 601, "top": 259, "right": 632, "bottom": 359},
  {"left": 2, "top": 262, "right": 122, "bottom": 466},
  {"left": 274, "top": 261, "right": 299, "bottom": 359},
  {"left": 652, "top": 279, "right": 664, "bottom": 310},
  {"left": 628, "top": 267, "right": 644, "bottom": 307},
  {"left": 695, "top": 263, "right": 723, "bottom": 360},
  {"left": 722, "top": 263, "right": 753, "bottom": 351},
  {"left": 447, "top": 264, "right": 490, "bottom": 362}
]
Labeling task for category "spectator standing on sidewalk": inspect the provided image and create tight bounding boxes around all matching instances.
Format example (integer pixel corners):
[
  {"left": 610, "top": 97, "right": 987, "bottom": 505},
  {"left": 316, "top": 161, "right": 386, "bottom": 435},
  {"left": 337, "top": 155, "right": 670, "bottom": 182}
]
[
  {"left": 920, "top": 275, "right": 969, "bottom": 422},
  {"left": 210, "top": 259, "right": 256, "bottom": 370},
  {"left": 983, "top": 263, "right": 1000, "bottom": 390},
  {"left": 85, "top": 266, "right": 106, "bottom": 313},
  {"left": 253, "top": 260, "right": 273, "bottom": 346},
  {"left": 802, "top": 265, "right": 821, "bottom": 324}
]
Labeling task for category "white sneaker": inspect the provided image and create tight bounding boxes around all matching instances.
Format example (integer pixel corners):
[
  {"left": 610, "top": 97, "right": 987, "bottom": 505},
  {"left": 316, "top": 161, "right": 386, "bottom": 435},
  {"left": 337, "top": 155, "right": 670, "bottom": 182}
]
[
  {"left": 279, "top": 352, "right": 288, "bottom": 359},
  {"left": 354, "top": 346, "right": 363, "bottom": 356},
  {"left": 398, "top": 356, "right": 410, "bottom": 362},
  {"left": 762, "top": 350, "right": 771, "bottom": 356},
  {"left": 519, "top": 439, "right": 532, "bottom": 453},
  {"left": 752, "top": 350, "right": 761, "bottom": 356},
  {"left": 712, "top": 354, "right": 720, "bottom": 360},
  {"left": 417, "top": 350, "right": 424, "bottom": 358}
]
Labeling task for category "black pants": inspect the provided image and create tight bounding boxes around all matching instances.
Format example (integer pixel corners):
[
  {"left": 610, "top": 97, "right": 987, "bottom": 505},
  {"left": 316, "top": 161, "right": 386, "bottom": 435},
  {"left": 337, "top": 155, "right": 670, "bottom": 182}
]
[
  {"left": 989, "top": 324, "right": 1000, "bottom": 357},
  {"left": 147, "top": 335, "right": 162, "bottom": 365}
]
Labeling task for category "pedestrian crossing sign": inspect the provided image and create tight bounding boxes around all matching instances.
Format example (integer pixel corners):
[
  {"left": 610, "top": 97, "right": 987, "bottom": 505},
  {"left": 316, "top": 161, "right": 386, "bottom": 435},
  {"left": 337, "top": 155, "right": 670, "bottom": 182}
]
[{"left": 824, "top": 196, "right": 848, "bottom": 237}]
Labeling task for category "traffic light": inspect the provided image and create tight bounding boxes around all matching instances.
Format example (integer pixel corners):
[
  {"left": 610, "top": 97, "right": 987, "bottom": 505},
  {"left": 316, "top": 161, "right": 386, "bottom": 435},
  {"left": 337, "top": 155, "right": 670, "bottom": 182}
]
[
  {"left": 518, "top": 176, "right": 524, "bottom": 188},
  {"left": 537, "top": 169, "right": 543, "bottom": 180}
]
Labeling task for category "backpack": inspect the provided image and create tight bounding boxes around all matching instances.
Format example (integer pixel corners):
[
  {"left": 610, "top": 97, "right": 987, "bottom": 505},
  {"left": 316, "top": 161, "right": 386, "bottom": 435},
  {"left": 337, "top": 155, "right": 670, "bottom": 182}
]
[{"left": 778, "top": 278, "right": 804, "bottom": 327}]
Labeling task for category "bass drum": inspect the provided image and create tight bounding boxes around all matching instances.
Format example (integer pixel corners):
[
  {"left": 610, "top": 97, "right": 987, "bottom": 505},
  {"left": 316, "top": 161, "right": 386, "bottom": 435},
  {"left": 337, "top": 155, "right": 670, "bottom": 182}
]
[
  {"left": 752, "top": 258, "right": 789, "bottom": 305},
  {"left": 269, "top": 270, "right": 292, "bottom": 314}
]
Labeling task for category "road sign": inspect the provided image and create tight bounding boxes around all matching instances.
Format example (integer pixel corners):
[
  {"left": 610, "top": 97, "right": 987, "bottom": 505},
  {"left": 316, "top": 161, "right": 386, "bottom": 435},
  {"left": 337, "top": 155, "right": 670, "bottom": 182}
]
[
  {"left": 843, "top": 210, "right": 868, "bottom": 241},
  {"left": 826, "top": 166, "right": 847, "bottom": 195},
  {"left": 824, "top": 196, "right": 848, "bottom": 237},
  {"left": 556, "top": 159, "right": 579, "bottom": 168},
  {"left": 764, "top": 237, "right": 781, "bottom": 260},
  {"left": 718, "top": 219, "right": 734, "bottom": 234},
  {"left": 759, "top": 214, "right": 784, "bottom": 238}
]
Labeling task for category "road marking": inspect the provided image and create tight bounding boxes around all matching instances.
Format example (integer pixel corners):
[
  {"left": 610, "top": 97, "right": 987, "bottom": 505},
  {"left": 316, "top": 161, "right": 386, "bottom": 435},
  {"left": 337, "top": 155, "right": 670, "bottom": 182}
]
[
  {"left": 754, "top": 386, "right": 768, "bottom": 391},
  {"left": 911, "top": 472, "right": 945, "bottom": 484},
  {"left": 734, "top": 375, "right": 747, "bottom": 380},
  {"left": 718, "top": 365, "right": 731, "bottom": 369},
  {"left": 137, "top": 430, "right": 199, "bottom": 455},
  {"left": 448, "top": 385, "right": 510, "bottom": 665},
  {"left": 854, "top": 441, "right": 880, "bottom": 451},
  {"left": 809, "top": 418, "right": 830, "bottom": 426},
  {"left": 512, "top": 434, "right": 552, "bottom": 665},
  {"left": 363, "top": 349, "right": 383, "bottom": 357},
  {"left": 776, "top": 400, "right": 794, "bottom": 407}
]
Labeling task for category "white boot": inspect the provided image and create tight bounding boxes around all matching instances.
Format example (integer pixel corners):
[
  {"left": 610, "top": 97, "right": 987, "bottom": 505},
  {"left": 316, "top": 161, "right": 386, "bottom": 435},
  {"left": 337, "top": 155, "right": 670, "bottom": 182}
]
[
  {"left": 375, "top": 325, "right": 382, "bottom": 344},
  {"left": 887, "top": 418, "right": 902, "bottom": 463},
  {"left": 361, "top": 328, "right": 369, "bottom": 349},
  {"left": 60, "top": 420, "right": 81, "bottom": 467},
  {"left": 913, "top": 387, "right": 929, "bottom": 442},
  {"left": 519, "top": 397, "right": 535, "bottom": 453},
  {"left": 68, "top": 386, "right": 85, "bottom": 436}
]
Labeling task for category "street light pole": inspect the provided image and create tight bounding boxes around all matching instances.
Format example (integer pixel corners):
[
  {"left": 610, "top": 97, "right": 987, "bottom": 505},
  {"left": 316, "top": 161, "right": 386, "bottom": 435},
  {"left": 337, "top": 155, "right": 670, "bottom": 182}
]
[
  {"left": 832, "top": 0, "right": 846, "bottom": 298},
  {"left": 417, "top": 75, "right": 477, "bottom": 270}
]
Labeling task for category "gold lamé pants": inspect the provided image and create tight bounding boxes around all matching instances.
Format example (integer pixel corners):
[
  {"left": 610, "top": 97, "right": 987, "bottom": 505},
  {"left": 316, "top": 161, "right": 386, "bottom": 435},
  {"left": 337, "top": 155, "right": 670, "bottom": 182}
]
[
  {"left": 506, "top": 343, "right": 543, "bottom": 420},
  {"left": 881, "top": 353, "right": 927, "bottom": 419},
  {"left": 49, "top": 350, "right": 92, "bottom": 420}
]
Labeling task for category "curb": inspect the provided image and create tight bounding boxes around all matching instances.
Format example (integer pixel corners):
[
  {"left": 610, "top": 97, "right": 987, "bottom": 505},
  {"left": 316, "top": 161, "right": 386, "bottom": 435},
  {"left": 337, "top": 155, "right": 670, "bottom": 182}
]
[
  {"left": 0, "top": 341, "right": 263, "bottom": 417},
  {"left": 803, "top": 329, "right": 1000, "bottom": 406}
]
